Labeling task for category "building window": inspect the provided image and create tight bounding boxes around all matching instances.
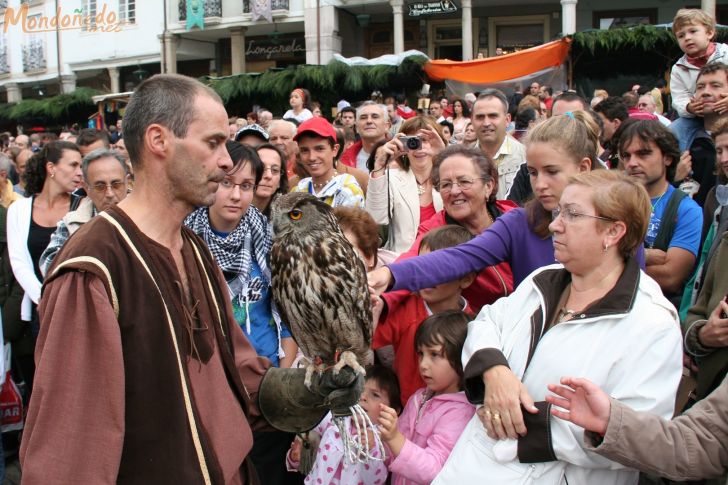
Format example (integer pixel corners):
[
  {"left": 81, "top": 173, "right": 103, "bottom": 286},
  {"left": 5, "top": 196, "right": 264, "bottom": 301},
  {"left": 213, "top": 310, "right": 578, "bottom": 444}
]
[
  {"left": 119, "top": 0, "right": 135, "bottom": 24},
  {"left": 427, "top": 19, "right": 476, "bottom": 61},
  {"left": 0, "top": 31, "right": 8, "bottom": 75},
  {"left": 367, "top": 21, "right": 419, "bottom": 58},
  {"left": 487, "top": 15, "right": 549, "bottom": 57},
  {"left": 243, "top": 0, "right": 289, "bottom": 13},
  {"left": 593, "top": 9, "right": 657, "bottom": 29},
  {"left": 82, "top": 0, "right": 97, "bottom": 31},
  {"left": 179, "top": 0, "right": 222, "bottom": 20},
  {"left": 22, "top": 18, "right": 46, "bottom": 72}
]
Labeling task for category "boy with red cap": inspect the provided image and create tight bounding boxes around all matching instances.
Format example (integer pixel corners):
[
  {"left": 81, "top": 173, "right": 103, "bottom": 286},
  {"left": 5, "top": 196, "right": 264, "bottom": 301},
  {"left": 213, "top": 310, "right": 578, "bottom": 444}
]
[{"left": 291, "top": 117, "right": 365, "bottom": 208}]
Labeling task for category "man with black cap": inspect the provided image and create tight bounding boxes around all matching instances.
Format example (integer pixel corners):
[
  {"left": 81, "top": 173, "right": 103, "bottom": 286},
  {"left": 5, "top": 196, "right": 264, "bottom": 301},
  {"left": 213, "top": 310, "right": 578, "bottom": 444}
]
[{"left": 235, "top": 123, "right": 270, "bottom": 147}]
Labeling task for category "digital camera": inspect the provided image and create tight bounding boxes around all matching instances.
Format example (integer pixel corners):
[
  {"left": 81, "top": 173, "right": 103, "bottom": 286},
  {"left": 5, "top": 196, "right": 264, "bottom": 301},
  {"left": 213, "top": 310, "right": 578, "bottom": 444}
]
[{"left": 400, "top": 136, "right": 422, "bottom": 151}]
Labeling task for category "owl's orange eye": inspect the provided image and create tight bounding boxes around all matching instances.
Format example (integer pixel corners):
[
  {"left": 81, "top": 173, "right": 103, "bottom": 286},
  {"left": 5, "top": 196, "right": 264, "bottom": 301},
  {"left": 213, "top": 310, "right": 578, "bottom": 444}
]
[{"left": 289, "top": 209, "right": 303, "bottom": 220}]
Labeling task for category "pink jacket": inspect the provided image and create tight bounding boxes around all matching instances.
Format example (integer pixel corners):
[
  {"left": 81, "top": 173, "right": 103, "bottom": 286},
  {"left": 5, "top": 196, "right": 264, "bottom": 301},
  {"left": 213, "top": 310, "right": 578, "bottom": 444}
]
[{"left": 388, "top": 388, "right": 475, "bottom": 485}]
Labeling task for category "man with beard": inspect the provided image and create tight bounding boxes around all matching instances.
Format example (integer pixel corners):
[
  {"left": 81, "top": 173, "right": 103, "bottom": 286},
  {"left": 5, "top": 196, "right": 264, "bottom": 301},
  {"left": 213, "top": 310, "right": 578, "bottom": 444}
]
[
  {"left": 19, "top": 73, "right": 275, "bottom": 483},
  {"left": 20, "top": 75, "right": 360, "bottom": 484},
  {"left": 620, "top": 120, "right": 702, "bottom": 306}
]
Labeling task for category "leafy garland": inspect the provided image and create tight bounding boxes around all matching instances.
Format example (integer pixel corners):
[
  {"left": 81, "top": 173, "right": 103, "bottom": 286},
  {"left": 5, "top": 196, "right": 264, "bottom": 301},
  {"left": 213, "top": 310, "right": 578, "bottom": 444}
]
[
  {"left": 204, "top": 55, "right": 428, "bottom": 113},
  {"left": 571, "top": 24, "right": 728, "bottom": 60},
  {"left": 0, "top": 86, "right": 100, "bottom": 122}
]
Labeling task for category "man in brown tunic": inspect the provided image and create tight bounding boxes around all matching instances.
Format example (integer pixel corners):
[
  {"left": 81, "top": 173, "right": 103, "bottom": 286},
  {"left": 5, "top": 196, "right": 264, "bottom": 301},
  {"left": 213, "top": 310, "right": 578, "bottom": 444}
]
[{"left": 20, "top": 75, "right": 273, "bottom": 484}]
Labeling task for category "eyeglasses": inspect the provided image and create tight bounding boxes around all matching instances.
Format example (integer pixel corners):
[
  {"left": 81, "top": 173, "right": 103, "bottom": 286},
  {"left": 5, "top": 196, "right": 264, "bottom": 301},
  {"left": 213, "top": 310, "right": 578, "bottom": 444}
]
[
  {"left": 263, "top": 166, "right": 281, "bottom": 176},
  {"left": 436, "top": 177, "right": 485, "bottom": 194},
  {"left": 91, "top": 181, "right": 126, "bottom": 193},
  {"left": 551, "top": 206, "right": 616, "bottom": 224},
  {"left": 219, "top": 179, "right": 256, "bottom": 192}
]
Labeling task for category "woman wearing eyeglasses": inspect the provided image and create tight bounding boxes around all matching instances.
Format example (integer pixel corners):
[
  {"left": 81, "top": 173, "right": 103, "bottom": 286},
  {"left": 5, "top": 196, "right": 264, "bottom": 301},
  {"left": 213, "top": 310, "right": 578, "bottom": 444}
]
[
  {"left": 433, "top": 170, "right": 683, "bottom": 484},
  {"left": 380, "top": 144, "right": 518, "bottom": 312},
  {"left": 186, "top": 142, "right": 302, "bottom": 485},
  {"left": 253, "top": 143, "right": 289, "bottom": 219},
  {"left": 184, "top": 141, "right": 297, "bottom": 369},
  {"left": 369, "top": 111, "right": 619, "bottom": 298}
]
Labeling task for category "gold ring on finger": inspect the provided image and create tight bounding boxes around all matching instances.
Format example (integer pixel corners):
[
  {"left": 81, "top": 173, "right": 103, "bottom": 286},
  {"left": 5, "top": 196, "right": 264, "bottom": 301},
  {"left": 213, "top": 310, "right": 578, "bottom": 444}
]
[{"left": 492, "top": 412, "right": 501, "bottom": 421}]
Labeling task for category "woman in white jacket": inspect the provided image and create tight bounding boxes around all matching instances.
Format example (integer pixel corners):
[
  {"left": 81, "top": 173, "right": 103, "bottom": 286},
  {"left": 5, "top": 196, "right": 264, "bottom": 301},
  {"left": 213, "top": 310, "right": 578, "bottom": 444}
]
[
  {"left": 7, "top": 141, "right": 82, "bottom": 387},
  {"left": 434, "top": 170, "right": 684, "bottom": 485},
  {"left": 366, "top": 116, "right": 444, "bottom": 253}
]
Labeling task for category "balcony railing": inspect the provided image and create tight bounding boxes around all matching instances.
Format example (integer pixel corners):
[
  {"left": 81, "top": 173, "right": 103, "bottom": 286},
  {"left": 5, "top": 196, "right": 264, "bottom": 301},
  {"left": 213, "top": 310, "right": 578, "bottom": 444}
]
[
  {"left": 0, "top": 43, "right": 9, "bottom": 75},
  {"left": 243, "top": 0, "right": 289, "bottom": 13},
  {"left": 22, "top": 38, "right": 46, "bottom": 72},
  {"left": 178, "top": 0, "right": 222, "bottom": 21}
]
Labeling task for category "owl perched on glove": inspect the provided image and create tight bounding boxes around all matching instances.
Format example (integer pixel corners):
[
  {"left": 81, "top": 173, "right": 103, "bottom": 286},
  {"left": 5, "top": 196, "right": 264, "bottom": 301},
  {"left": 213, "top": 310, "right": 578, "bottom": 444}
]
[{"left": 270, "top": 193, "right": 372, "bottom": 387}]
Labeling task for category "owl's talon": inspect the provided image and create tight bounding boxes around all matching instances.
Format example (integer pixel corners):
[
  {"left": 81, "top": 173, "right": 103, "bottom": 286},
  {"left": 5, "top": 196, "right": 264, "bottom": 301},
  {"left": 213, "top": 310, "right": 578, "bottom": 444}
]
[
  {"left": 303, "top": 359, "right": 327, "bottom": 390},
  {"left": 333, "top": 350, "right": 366, "bottom": 376}
]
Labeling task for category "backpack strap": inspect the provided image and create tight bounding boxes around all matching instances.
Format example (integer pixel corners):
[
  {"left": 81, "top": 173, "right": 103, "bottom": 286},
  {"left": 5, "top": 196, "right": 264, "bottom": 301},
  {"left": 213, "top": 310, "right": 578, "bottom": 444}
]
[
  {"left": 0, "top": 205, "right": 7, "bottom": 244},
  {"left": 651, "top": 189, "right": 687, "bottom": 251}
]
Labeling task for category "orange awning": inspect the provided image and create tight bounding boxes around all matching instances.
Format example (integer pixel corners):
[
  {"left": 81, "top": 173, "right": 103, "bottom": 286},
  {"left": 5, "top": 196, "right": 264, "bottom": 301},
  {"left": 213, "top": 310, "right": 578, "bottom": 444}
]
[{"left": 424, "top": 38, "right": 572, "bottom": 83}]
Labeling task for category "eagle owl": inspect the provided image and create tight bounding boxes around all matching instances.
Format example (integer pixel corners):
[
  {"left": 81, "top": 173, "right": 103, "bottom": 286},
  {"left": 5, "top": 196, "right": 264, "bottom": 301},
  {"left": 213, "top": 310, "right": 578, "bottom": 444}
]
[{"left": 270, "top": 193, "right": 372, "bottom": 386}]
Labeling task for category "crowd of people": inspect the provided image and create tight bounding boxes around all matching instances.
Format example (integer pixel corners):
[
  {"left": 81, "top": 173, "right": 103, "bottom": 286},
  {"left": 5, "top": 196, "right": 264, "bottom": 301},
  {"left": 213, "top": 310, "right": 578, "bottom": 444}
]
[{"left": 0, "top": 6, "right": 726, "bottom": 485}]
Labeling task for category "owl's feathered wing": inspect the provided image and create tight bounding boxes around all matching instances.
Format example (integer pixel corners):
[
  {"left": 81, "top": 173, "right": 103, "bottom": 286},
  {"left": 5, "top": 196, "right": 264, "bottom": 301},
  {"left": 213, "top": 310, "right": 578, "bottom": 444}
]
[{"left": 270, "top": 199, "right": 372, "bottom": 366}]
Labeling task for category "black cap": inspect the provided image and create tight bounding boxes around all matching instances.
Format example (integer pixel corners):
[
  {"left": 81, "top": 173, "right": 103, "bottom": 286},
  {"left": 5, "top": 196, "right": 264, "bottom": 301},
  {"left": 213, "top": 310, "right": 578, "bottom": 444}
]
[{"left": 234, "top": 123, "right": 269, "bottom": 143}]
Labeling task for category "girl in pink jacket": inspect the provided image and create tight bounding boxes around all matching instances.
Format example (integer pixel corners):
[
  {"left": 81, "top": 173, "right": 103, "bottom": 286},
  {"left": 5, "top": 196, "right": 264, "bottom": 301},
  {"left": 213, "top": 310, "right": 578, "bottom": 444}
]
[{"left": 378, "top": 311, "right": 476, "bottom": 485}]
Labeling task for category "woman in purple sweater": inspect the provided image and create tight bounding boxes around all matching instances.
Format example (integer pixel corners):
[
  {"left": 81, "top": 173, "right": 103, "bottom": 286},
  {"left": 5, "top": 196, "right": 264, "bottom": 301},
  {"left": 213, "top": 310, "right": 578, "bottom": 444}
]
[{"left": 369, "top": 111, "right": 602, "bottom": 295}]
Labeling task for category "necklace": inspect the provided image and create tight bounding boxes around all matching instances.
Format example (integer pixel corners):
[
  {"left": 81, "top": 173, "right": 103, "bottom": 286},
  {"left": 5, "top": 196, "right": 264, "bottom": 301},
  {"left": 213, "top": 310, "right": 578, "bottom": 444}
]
[
  {"left": 312, "top": 170, "right": 338, "bottom": 191},
  {"left": 556, "top": 283, "right": 577, "bottom": 323},
  {"left": 414, "top": 175, "right": 430, "bottom": 196},
  {"left": 557, "top": 307, "right": 577, "bottom": 322},
  {"left": 650, "top": 188, "right": 669, "bottom": 213}
]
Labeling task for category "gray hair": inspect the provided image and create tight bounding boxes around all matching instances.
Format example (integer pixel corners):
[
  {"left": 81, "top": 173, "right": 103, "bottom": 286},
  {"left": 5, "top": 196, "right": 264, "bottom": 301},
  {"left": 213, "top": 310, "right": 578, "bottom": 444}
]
[
  {"left": 268, "top": 119, "right": 297, "bottom": 137},
  {"left": 0, "top": 153, "right": 12, "bottom": 173},
  {"left": 356, "top": 101, "right": 389, "bottom": 122},
  {"left": 81, "top": 148, "right": 128, "bottom": 181},
  {"left": 122, "top": 73, "right": 222, "bottom": 168},
  {"left": 477, "top": 88, "right": 509, "bottom": 113}
]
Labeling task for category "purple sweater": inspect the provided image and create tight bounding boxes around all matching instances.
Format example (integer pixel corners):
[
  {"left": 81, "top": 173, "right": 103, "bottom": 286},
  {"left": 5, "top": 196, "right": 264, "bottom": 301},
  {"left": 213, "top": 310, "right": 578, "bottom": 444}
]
[{"left": 390, "top": 208, "right": 645, "bottom": 292}]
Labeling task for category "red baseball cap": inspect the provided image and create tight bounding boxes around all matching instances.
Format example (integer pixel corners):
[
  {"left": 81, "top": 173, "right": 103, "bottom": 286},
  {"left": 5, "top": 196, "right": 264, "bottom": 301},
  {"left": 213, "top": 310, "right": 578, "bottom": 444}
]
[{"left": 294, "top": 117, "right": 336, "bottom": 142}]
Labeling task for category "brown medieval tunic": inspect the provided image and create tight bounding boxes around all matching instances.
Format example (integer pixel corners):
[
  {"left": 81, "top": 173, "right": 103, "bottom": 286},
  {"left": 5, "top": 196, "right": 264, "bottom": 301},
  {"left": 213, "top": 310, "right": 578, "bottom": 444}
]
[{"left": 20, "top": 206, "right": 271, "bottom": 484}]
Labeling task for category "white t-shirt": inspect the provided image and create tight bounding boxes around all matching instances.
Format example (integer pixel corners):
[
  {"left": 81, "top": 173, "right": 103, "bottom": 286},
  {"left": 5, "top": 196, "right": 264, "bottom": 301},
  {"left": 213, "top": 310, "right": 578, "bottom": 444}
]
[
  {"left": 356, "top": 148, "right": 370, "bottom": 173},
  {"left": 282, "top": 109, "right": 313, "bottom": 123}
]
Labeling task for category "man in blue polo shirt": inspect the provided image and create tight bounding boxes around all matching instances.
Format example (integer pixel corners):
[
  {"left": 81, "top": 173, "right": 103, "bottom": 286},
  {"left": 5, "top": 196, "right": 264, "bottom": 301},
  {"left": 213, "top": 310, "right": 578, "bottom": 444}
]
[{"left": 621, "top": 120, "right": 703, "bottom": 306}]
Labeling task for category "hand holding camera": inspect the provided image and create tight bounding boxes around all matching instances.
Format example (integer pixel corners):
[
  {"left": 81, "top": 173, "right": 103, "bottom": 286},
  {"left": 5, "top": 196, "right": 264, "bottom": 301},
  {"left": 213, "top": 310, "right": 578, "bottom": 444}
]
[
  {"left": 371, "top": 137, "right": 407, "bottom": 176},
  {"left": 399, "top": 135, "right": 422, "bottom": 151}
]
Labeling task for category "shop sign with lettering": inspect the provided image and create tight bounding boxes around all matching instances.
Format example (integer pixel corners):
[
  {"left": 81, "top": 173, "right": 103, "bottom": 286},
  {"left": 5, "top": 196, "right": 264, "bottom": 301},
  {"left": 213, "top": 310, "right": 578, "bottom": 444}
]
[
  {"left": 407, "top": 1, "right": 458, "bottom": 17},
  {"left": 245, "top": 37, "right": 306, "bottom": 61}
]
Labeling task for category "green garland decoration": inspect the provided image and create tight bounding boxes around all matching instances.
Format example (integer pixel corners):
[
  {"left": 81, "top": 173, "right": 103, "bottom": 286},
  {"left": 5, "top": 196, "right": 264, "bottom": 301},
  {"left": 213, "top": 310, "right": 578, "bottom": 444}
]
[
  {"left": 203, "top": 55, "right": 428, "bottom": 113},
  {"left": 0, "top": 86, "right": 100, "bottom": 122},
  {"left": 571, "top": 25, "right": 728, "bottom": 61}
]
